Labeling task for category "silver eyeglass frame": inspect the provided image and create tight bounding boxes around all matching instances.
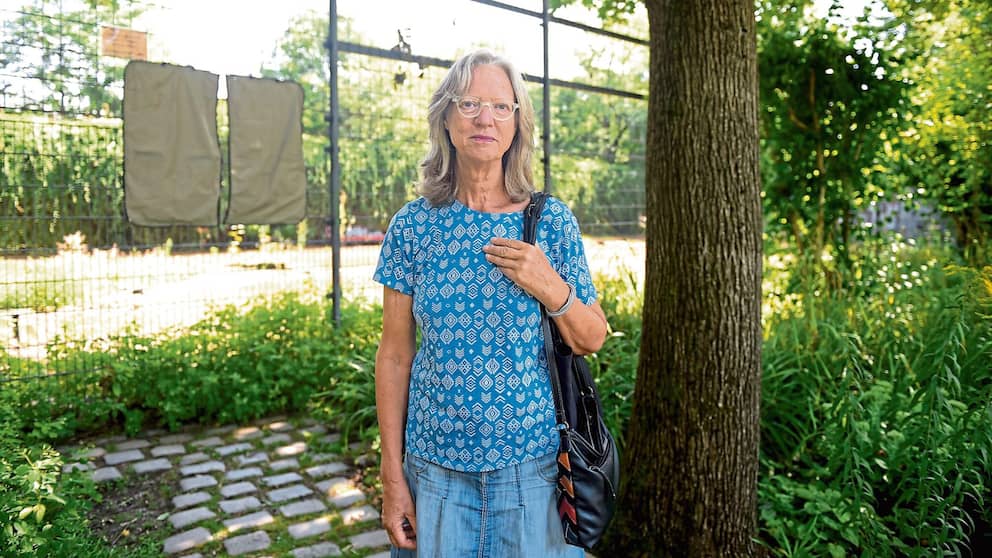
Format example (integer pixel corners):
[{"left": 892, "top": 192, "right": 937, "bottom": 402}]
[{"left": 449, "top": 95, "right": 520, "bottom": 121}]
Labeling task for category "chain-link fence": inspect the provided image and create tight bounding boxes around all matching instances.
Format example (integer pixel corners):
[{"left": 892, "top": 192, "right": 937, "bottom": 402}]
[{"left": 1, "top": 0, "right": 646, "bottom": 384}]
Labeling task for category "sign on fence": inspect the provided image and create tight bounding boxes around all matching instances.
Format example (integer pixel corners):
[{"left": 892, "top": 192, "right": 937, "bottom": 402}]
[{"left": 100, "top": 26, "right": 147, "bottom": 60}]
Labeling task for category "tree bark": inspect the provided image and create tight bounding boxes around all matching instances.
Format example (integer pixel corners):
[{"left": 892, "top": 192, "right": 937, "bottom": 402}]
[{"left": 602, "top": 1, "right": 763, "bottom": 556}]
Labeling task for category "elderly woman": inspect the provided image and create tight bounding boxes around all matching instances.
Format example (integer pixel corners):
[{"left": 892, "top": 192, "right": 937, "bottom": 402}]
[{"left": 373, "top": 49, "right": 608, "bottom": 557}]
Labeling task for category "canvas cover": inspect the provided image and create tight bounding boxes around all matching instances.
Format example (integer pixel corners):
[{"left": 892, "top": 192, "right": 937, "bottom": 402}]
[
  {"left": 123, "top": 61, "right": 221, "bottom": 226},
  {"left": 224, "top": 75, "right": 306, "bottom": 225}
]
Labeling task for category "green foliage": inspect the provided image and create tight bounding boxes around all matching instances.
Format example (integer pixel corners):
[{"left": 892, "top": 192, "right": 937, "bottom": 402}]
[
  {"left": 757, "top": 0, "right": 906, "bottom": 259},
  {"left": 887, "top": 0, "right": 992, "bottom": 260},
  {"left": 0, "top": 437, "right": 121, "bottom": 557},
  {"left": 759, "top": 241, "right": 992, "bottom": 556}
]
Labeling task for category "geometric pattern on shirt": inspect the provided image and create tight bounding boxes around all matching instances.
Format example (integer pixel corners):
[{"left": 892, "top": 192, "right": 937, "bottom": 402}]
[{"left": 373, "top": 196, "right": 597, "bottom": 472}]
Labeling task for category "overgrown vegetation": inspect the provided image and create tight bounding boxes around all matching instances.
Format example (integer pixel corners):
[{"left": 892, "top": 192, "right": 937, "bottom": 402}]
[{"left": 2, "top": 241, "right": 989, "bottom": 555}]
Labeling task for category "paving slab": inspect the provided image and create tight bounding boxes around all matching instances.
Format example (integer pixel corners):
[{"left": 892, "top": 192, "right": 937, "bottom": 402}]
[
  {"left": 349, "top": 529, "right": 390, "bottom": 549},
  {"left": 262, "top": 472, "right": 303, "bottom": 487},
  {"left": 216, "top": 442, "right": 253, "bottom": 457},
  {"left": 280, "top": 498, "right": 327, "bottom": 518},
  {"left": 275, "top": 442, "right": 307, "bottom": 457},
  {"left": 158, "top": 433, "right": 193, "bottom": 444},
  {"left": 133, "top": 458, "right": 172, "bottom": 474},
  {"left": 180, "top": 475, "right": 218, "bottom": 491},
  {"left": 262, "top": 433, "right": 292, "bottom": 446},
  {"left": 219, "top": 496, "right": 262, "bottom": 515},
  {"left": 267, "top": 484, "right": 313, "bottom": 503},
  {"left": 236, "top": 452, "right": 269, "bottom": 466},
  {"left": 163, "top": 527, "right": 212, "bottom": 555},
  {"left": 305, "top": 462, "right": 348, "bottom": 479},
  {"left": 180, "top": 460, "right": 225, "bottom": 476},
  {"left": 173, "top": 491, "right": 211, "bottom": 510},
  {"left": 223, "top": 510, "right": 275, "bottom": 533},
  {"left": 288, "top": 516, "right": 331, "bottom": 539},
  {"left": 191, "top": 436, "right": 224, "bottom": 448},
  {"left": 292, "top": 542, "right": 342, "bottom": 558},
  {"left": 226, "top": 467, "right": 263, "bottom": 481},
  {"left": 152, "top": 444, "right": 187, "bottom": 457},
  {"left": 341, "top": 505, "right": 380, "bottom": 525},
  {"left": 220, "top": 481, "right": 258, "bottom": 498},
  {"left": 114, "top": 439, "right": 151, "bottom": 451},
  {"left": 169, "top": 506, "right": 216, "bottom": 529},
  {"left": 269, "top": 457, "right": 299, "bottom": 471},
  {"left": 266, "top": 420, "right": 293, "bottom": 432},
  {"left": 232, "top": 426, "right": 263, "bottom": 441},
  {"left": 180, "top": 452, "right": 210, "bottom": 465},
  {"left": 104, "top": 449, "right": 145, "bottom": 465},
  {"left": 92, "top": 466, "right": 122, "bottom": 482},
  {"left": 224, "top": 530, "right": 271, "bottom": 556}
]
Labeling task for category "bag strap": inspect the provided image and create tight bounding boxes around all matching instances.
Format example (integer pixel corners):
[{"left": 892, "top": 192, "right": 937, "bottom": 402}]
[{"left": 522, "top": 192, "right": 568, "bottom": 428}]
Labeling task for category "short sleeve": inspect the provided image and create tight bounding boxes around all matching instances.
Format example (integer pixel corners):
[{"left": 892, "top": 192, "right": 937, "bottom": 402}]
[
  {"left": 547, "top": 199, "right": 597, "bottom": 305},
  {"left": 373, "top": 203, "right": 416, "bottom": 295}
]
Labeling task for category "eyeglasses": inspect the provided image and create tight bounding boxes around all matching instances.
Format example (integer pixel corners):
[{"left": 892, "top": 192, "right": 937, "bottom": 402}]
[{"left": 450, "top": 95, "right": 519, "bottom": 121}]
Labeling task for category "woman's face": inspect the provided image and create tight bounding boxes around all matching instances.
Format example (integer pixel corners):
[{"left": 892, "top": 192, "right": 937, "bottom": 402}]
[{"left": 445, "top": 64, "right": 517, "bottom": 168}]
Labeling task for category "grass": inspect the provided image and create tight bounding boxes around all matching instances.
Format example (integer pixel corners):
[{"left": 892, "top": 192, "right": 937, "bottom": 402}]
[{"left": 2, "top": 235, "right": 990, "bottom": 556}]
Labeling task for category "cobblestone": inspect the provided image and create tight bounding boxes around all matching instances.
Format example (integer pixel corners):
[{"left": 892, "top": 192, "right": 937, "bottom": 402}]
[
  {"left": 223, "top": 510, "right": 275, "bottom": 533},
  {"left": 288, "top": 516, "right": 331, "bottom": 539},
  {"left": 75, "top": 418, "right": 390, "bottom": 557},
  {"left": 91, "top": 466, "right": 122, "bottom": 482},
  {"left": 292, "top": 541, "right": 342, "bottom": 557},
  {"left": 220, "top": 481, "right": 257, "bottom": 498},
  {"left": 180, "top": 460, "right": 225, "bottom": 476},
  {"left": 223, "top": 530, "right": 271, "bottom": 555},
  {"left": 349, "top": 529, "right": 389, "bottom": 549},
  {"left": 280, "top": 498, "right": 327, "bottom": 518},
  {"left": 169, "top": 506, "right": 216, "bottom": 529},
  {"left": 152, "top": 444, "right": 188, "bottom": 457},
  {"left": 115, "top": 439, "right": 151, "bottom": 451},
  {"left": 173, "top": 491, "right": 211, "bottom": 509},
  {"left": 269, "top": 457, "right": 300, "bottom": 471},
  {"left": 236, "top": 452, "right": 268, "bottom": 466},
  {"left": 163, "top": 527, "right": 212, "bottom": 554},
  {"left": 133, "top": 458, "right": 172, "bottom": 473},
  {"left": 340, "top": 505, "right": 379, "bottom": 526},
  {"left": 180, "top": 475, "right": 218, "bottom": 491},
  {"left": 267, "top": 483, "right": 313, "bottom": 503},
  {"left": 104, "top": 449, "right": 146, "bottom": 465},
  {"left": 219, "top": 496, "right": 262, "bottom": 514},
  {"left": 262, "top": 472, "right": 302, "bottom": 487}
]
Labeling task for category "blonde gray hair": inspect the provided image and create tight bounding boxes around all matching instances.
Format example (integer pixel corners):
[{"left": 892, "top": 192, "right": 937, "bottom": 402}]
[{"left": 418, "top": 49, "right": 536, "bottom": 206}]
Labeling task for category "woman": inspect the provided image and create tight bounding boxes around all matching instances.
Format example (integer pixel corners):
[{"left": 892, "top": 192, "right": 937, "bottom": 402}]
[{"left": 373, "top": 49, "right": 608, "bottom": 557}]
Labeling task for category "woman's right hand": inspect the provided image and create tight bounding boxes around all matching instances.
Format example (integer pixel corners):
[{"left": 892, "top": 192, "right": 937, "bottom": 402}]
[{"left": 382, "top": 477, "right": 417, "bottom": 549}]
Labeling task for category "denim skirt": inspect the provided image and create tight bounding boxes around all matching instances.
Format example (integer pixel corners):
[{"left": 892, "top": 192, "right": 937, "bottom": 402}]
[{"left": 390, "top": 451, "right": 585, "bottom": 558}]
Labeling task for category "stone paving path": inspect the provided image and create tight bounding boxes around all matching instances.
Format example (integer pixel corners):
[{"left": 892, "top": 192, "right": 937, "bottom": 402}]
[{"left": 63, "top": 416, "right": 390, "bottom": 557}]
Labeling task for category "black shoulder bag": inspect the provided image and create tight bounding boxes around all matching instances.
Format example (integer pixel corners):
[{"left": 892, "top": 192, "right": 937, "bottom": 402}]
[{"left": 523, "top": 192, "right": 620, "bottom": 550}]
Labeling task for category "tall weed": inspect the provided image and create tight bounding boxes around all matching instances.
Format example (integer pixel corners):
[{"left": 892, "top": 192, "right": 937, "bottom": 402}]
[{"left": 759, "top": 242, "right": 992, "bottom": 556}]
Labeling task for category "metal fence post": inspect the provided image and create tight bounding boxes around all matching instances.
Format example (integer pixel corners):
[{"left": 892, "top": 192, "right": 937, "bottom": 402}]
[
  {"left": 327, "top": 0, "right": 342, "bottom": 326},
  {"left": 542, "top": 0, "right": 552, "bottom": 194}
]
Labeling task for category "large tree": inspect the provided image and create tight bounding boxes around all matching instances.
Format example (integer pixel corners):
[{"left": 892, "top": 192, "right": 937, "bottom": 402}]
[{"left": 555, "top": 0, "right": 763, "bottom": 554}]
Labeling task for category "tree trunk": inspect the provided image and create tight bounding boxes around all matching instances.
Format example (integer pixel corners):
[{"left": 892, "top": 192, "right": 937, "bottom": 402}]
[{"left": 602, "top": 1, "right": 763, "bottom": 556}]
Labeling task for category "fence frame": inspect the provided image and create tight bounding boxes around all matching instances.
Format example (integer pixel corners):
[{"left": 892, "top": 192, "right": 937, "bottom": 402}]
[{"left": 323, "top": 0, "right": 647, "bottom": 324}]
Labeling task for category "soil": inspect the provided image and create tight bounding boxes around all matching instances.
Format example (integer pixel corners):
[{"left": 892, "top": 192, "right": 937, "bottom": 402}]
[{"left": 88, "top": 467, "right": 177, "bottom": 552}]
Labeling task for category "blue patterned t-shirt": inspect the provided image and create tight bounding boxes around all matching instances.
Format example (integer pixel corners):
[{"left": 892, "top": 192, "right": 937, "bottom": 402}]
[{"left": 373, "top": 196, "right": 597, "bottom": 472}]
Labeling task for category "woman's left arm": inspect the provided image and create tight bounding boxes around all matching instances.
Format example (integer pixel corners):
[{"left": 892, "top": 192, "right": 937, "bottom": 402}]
[{"left": 483, "top": 237, "right": 608, "bottom": 354}]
